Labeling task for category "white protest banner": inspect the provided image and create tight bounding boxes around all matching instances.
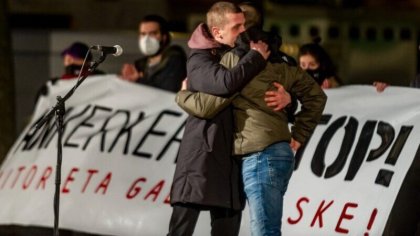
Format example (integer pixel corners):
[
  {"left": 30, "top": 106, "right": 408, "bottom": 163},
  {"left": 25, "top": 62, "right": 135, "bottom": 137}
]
[
  {"left": 282, "top": 86, "right": 420, "bottom": 235},
  {"left": 0, "top": 75, "right": 419, "bottom": 236},
  {"left": 0, "top": 75, "right": 187, "bottom": 236}
]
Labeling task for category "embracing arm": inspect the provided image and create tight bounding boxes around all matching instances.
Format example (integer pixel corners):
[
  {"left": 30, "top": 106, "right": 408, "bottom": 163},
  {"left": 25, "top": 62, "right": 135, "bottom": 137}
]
[
  {"left": 176, "top": 90, "right": 236, "bottom": 119},
  {"left": 179, "top": 47, "right": 265, "bottom": 117},
  {"left": 187, "top": 47, "right": 267, "bottom": 96},
  {"left": 181, "top": 42, "right": 269, "bottom": 117},
  {"left": 289, "top": 67, "right": 327, "bottom": 144}
]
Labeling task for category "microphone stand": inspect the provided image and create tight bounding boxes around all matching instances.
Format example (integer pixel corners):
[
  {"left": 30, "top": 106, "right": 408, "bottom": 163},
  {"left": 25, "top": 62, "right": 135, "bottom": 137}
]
[{"left": 35, "top": 52, "right": 108, "bottom": 236}]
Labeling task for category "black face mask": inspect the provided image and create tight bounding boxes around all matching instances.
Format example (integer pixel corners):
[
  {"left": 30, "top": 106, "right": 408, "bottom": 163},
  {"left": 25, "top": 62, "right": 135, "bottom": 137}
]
[
  {"left": 64, "top": 64, "right": 83, "bottom": 76},
  {"left": 305, "top": 68, "right": 325, "bottom": 85}
]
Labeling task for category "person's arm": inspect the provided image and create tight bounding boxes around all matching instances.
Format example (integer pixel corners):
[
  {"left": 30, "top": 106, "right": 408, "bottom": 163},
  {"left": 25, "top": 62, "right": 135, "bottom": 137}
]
[
  {"left": 187, "top": 44, "right": 267, "bottom": 96},
  {"left": 175, "top": 51, "right": 239, "bottom": 119},
  {"left": 288, "top": 67, "right": 327, "bottom": 145},
  {"left": 264, "top": 82, "right": 292, "bottom": 112},
  {"left": 176, "top": 91, "right": 236, "bottom": 119},
  {"left": 178, "top": 43, "right": 276, "bottom": 118},
  {"left": 182, "top": 48, "right": 293, "bottom": 120}
]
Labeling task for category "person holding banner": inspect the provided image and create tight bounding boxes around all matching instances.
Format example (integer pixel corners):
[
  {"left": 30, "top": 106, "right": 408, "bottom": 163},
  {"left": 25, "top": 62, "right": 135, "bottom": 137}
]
[
  {"left": 35, "top": 41, "right": 105, "bottom": 103},
  {"left": 384, "top": 76, "right": 420, "bottom": 235},
  {"left": 59, "top": 41, "right": 105, "bottom": 79},
  {"left": 298, "top": 38, "right": 389, "bottom": 92},
  {"left": 298, "top": 38, "right": 341, "bottom": 89},
  {"left": 120, "top": 14, "right": 187, "bottom": 92},
  {"left": 175, "top": 3, "right": 327, "bottom": 235},
  {"left": 167, "top": 2, "right": 274, "bottom": 236}
]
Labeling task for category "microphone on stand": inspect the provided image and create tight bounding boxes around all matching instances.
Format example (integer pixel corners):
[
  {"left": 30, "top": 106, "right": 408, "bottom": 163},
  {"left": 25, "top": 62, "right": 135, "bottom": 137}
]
[{"left": 91, "top": 45, "right": 123, "bottom": 56}]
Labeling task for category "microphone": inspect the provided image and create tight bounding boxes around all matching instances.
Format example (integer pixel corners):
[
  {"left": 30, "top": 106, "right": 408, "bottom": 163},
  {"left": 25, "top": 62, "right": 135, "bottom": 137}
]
[{"left": 91, "top": 45, "right": 123, "bottom": 57}]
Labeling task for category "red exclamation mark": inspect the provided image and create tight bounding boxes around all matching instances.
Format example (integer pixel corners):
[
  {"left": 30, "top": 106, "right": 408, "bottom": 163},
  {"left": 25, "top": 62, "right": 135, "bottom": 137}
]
[{"left": 364, "top": 208, "right": 378, "bottom": 236}]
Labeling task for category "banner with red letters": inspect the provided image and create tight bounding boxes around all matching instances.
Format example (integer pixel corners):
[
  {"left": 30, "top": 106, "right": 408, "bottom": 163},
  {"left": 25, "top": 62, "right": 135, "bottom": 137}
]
[{"left": 0, "top": 75, "right": 419, "bottom": 236}]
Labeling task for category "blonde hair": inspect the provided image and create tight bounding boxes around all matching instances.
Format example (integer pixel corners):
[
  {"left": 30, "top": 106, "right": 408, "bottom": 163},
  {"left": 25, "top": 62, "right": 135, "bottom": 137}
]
[{"left": 206, "top": 2, "right": 242, "bottom": 29}]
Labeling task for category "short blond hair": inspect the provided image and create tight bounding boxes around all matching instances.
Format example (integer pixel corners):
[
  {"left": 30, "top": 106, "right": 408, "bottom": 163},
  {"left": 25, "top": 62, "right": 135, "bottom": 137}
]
[{"left": 206, "top": 2, "right": 242, "bottom": 29}]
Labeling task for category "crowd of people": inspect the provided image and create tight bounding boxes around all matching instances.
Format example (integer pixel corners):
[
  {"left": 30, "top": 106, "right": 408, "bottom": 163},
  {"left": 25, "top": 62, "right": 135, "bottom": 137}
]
[{"left": 37, "top": 1, "right": 419, "bottom": 235}]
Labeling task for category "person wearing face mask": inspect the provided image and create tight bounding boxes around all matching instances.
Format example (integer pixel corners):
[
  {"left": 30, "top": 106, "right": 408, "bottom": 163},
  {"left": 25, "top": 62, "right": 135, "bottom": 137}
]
[
  {"left": 298, "top": 38, "right": 341, "bottom": 89},
  {"left": 120, "top": 14, "right": 187, "bottom": 93},
  {"left": 60, "top": 41, "right": 105, "bottom": 79},
  {"left": 35, "top": 41, "right": 104, "bottom": 103},
  {"left": 298, "top": 38, "right": 389, "bottom": 92}
]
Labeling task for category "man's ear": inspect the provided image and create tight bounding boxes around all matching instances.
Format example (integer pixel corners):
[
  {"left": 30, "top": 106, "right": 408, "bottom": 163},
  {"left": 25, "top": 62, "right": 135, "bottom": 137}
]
[
  {"left": 162, "top": 34, "right": 168, "bottom": 44},
  {"left": 211, "top": 26, "right": 220, "bottom": 39}
]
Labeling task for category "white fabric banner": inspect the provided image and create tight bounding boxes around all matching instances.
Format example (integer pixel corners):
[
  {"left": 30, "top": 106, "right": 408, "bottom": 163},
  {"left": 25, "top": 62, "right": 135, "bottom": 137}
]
[{"left": 0, "top": 75, "right": 419, "bottom": 236}]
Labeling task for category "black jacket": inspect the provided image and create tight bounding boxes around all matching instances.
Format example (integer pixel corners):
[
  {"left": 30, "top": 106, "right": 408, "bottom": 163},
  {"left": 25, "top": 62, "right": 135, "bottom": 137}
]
[
  {"left": 169, "top": 23, "right": 266, "bottom": 210},
  {"left": 134, "top": 45, "right": 186, "bottom": 93}
]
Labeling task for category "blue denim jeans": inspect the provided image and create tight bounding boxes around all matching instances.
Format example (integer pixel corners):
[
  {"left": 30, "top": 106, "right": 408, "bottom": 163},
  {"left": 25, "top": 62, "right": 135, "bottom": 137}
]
[{"left": 242, "top": 142, "right": 295, "bottom": 236}]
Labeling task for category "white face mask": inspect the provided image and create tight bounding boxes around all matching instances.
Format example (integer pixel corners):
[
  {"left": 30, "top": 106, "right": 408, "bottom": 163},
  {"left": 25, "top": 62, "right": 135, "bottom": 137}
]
[{"left": 139, "top": 35, "right": 160, "bottom": 56}]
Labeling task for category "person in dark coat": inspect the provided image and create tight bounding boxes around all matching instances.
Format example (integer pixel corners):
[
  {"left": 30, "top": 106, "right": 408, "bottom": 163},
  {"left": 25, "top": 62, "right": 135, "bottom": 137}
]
[
  {"left": 167, "top": 2, "right": 270, "bottom": 236},
  {"left": 383, "top": 75, "right": 420, "bottom": 236}
]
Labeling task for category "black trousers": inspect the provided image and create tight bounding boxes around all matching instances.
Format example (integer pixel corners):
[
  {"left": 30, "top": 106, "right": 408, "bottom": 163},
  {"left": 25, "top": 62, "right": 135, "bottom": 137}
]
[
  {"left": 167, "top": 203, "right": 242, "bottom": 236},
  {"left": 384, "top": 154, "right": 420, "bottom": 236}
]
